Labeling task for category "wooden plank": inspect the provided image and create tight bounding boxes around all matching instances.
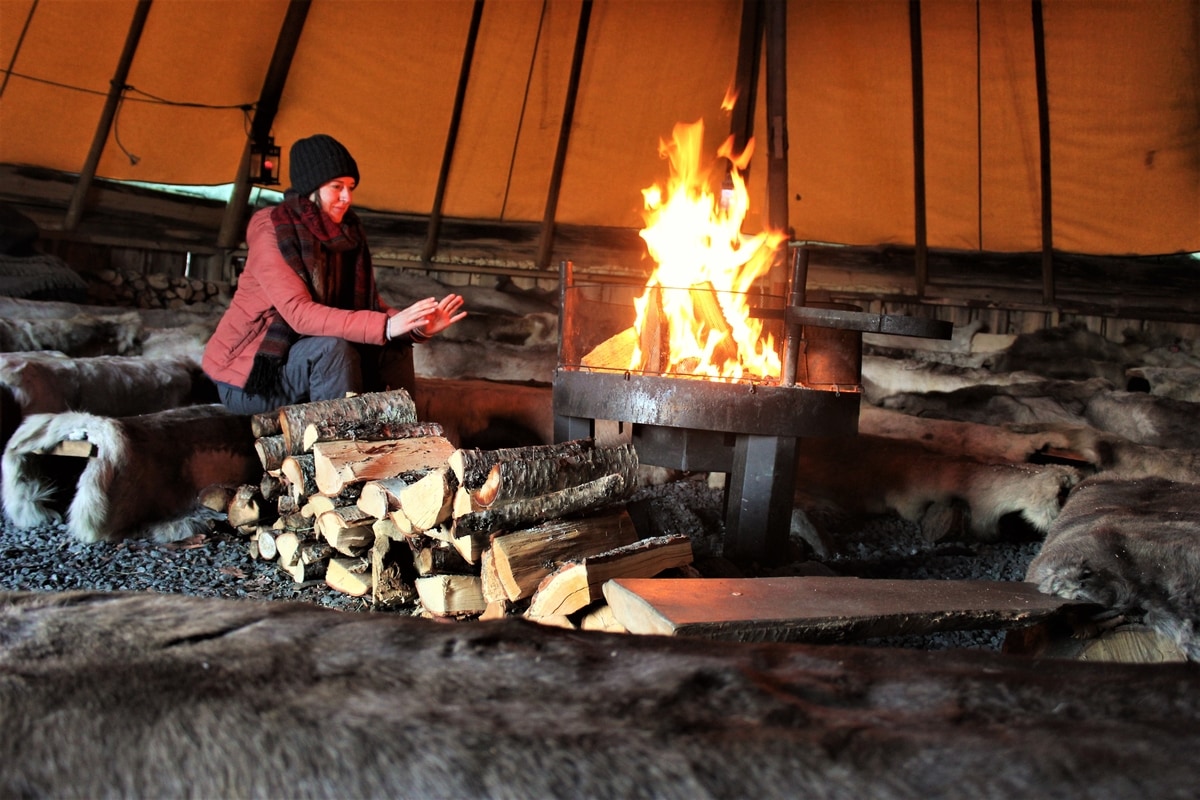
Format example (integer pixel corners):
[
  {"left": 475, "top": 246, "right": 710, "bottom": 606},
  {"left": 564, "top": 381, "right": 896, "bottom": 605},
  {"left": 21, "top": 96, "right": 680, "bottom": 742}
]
[{"left": 602, "top": 577, "right": 1092, "bottom": 643}]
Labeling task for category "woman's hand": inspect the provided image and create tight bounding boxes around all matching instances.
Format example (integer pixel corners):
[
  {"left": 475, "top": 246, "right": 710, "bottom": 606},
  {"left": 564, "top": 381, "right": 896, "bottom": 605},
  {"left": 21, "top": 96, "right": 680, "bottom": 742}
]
[
  {"left": 418, "top": 293, "right": 467, "bottom": 337},
  {"left": 386, "top": 294, "right": 467, "bottom": 341}
]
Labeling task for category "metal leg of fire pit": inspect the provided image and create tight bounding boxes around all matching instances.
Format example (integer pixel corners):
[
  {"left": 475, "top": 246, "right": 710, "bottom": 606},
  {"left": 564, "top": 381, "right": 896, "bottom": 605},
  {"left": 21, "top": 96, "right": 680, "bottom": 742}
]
[{"left": 723, "top": 433, "right": 797, "bottom": 564}]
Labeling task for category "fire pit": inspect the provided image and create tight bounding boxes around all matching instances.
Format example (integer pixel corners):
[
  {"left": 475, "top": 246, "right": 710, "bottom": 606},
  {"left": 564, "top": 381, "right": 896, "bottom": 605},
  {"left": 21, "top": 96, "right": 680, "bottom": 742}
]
[{"left": 553, "top": 249, "right": 951, "bottom": 564}]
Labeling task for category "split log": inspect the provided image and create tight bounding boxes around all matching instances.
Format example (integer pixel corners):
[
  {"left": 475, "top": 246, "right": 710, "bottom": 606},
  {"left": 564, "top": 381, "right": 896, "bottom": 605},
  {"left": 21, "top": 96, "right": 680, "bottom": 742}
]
[
  {"left": 370, "top": 535, "right": 415, "bottom": 607},
  {"left": 451, "top": 528, "right": 486, "bottom": 565},
  {"left": 226, "top": 484, "right": 268, "bottom": 529},
  {"left": 254, "top": 435, "right": 288, "bottom": 473},
  {"left": 581, "top": 326, "right": 638, "bottom": 371},
  {"left": 415, "top": 574, "right": 486, "bottom": 617},
  {"left": 275, "top": 532, "right": 330, "bottom": 583},
  {"left": 409, "top": 535, "right": 474, "bottom": 577},
  {"left": 316, "top": 506, "right": 375, "bottom": 555},
  {"left": 480, "top": 548, "right": 507, "bottom": 604},
  {"left": 312, "top": 435, "right": 455, "bottom": 496},
  {"left": 398, "top": 467, "right": 455, "bottom": 532},
  {"left": 636, "top": 284, "right": 668, "bottom": 373},
  {"left": 453, "top": 473, "right": 631, "bottom": 536},
  {"left": 278, "top": 389, "right": 418, "bottom": 455},
  {"left": 371, "top": 516, "right": 402, "bottom": 543},
  {"left": 387, "top": 508, "right": 414, "bottom": 536},
  {"left": 526, "top": 534, "right": 693, "bottom": 619},
  {"left": 197, "top": 483, "right": 238, "bottom": 514},
  {"left": 688, "top": 281, "right": 737, "bottom": 369},
  {"left": 250, "top": 410, "right": 282, "bottom": 439},
  {"left": 578, "top": 604, "right": 627, "bottom": 633},
  {"left": 357, "top": 474, "right": 425, "bottom": 520},
  {"left": 489, "top": 509, "right": 639, "bottom": 602},
  {"left": 469, "top": 443, "right": 638, "bottom": 508},
  {"left": 326, "top": 557, "right": 372, "bottom": 597},
  {"left": 302, "top": 419, "right": 444, "bottom": 452},
  {"left": 280, "top": 454, "right": 319, "bottom": 502},
  {"left": 448, "top": 438, "right": 594, "bottom": 491}
]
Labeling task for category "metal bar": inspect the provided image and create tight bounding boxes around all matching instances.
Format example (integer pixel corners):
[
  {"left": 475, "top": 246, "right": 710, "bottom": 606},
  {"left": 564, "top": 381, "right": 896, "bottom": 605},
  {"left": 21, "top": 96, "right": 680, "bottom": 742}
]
[
  {"left": 217, "top": 0, "right": 312, "bottom": 261},
  {"left": 422, "top": 0, "right": 485, "bottom": 264},
  {"left": 909, "top": 0, "right": 929, "bottom": 297},
  {"left": 64, "top": 0, "right": 152, "bottom": 232},
  {"left": 534, "top": 0, "right": 592, "bottom": 269},
  {"left": 1032, "top": 0, "right": 1055, "bottom": 304},
  {"left": 781, "top": 245, "right": 809, "bottom": 386},
  {"left": 723, "top": 434, "right": 797, "bottom": 564}
]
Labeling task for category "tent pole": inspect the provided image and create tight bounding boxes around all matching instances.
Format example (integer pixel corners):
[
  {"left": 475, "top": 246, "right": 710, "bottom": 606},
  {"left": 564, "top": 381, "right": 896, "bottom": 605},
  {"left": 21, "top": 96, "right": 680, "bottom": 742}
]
[
  {"left": 216, "top": 0, "right": 312, "bottom": 276},
  {"left": 764, "top": 0, "right": 789, "bottom": 297},
  {"left": 909, "top": 0, "right": 928, "bottom": 297},
  {"left": 1032, "top": 0, "right": 1055, "bottom": 304},
  {"left": 63, "top": 0, "right": 152, "bottom": 233},
  {"left": 422, "top": 0, "right": 485, "bottom": 265},
  {"left": 729, "top": 0, "right": 764, "bottom": 161},
  {"left": 535, "top": 0, "right": 592, "bottom": 270}
]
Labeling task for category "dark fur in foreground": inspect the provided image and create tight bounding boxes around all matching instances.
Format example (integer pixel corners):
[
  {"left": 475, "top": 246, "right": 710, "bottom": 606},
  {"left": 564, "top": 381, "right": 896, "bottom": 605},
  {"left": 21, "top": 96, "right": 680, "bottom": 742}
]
[
  {"left": 1027, "top": 475, "right": 1200, "bottom": 659},
  {"left": 2, "top": 591, "right": 1198, "bottom": 799}
]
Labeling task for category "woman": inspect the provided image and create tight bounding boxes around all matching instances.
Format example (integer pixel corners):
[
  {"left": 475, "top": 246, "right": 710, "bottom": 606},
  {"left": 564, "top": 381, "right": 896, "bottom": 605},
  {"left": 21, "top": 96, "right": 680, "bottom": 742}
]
[{"left": 203, "top": 134, "right": 466, "bottom": 415}]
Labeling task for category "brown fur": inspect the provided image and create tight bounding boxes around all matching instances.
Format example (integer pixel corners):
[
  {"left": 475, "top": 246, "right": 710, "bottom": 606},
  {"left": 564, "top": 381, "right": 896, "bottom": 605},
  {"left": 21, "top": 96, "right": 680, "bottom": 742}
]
[
  {"left": 2, "top": 590, "right": 1198, "bottom": 798},
  {"left": 2, "top": 405, "right": 259, "bottom": 542},
  {"left": 1084, "top": 390, "right": 1200, "bottom": 449},
  {"left": 878, "top": 377, "right": 1112, "bottom": 427},
  {"left": 1027, "top": 475, "right": 1200, "bottom": 660}
]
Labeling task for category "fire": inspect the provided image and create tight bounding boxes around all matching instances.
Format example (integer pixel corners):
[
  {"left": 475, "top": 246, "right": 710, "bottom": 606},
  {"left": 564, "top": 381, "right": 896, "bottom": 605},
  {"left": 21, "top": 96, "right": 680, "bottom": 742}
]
[{"left": 629, "top": 119, "right": 785, "bottom": 381}]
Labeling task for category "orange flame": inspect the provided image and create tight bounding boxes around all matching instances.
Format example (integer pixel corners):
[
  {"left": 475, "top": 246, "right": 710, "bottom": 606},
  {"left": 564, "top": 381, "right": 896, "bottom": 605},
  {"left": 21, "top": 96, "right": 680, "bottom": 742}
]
[{"left": 629, "top": 119, "right": 785, "bottom": 381}]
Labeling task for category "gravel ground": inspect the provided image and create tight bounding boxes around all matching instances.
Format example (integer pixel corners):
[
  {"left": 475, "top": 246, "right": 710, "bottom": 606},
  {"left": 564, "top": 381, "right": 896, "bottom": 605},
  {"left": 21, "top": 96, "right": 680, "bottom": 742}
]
[{"left": 0, "top": 475, "right": 1041, "bottom": 651}]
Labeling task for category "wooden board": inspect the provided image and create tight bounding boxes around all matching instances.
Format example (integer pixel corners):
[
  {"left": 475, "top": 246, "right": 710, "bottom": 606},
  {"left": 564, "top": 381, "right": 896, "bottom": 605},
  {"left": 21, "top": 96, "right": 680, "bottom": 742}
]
[{"left": 603, "top": 576, "right": 1092, "bottom": 643}]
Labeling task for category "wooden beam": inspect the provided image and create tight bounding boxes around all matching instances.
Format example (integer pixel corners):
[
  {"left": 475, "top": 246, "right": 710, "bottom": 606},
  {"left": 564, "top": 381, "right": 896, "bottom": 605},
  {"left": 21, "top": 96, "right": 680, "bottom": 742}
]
[
  {"left": 909, "top": 0, "right": 929, "bottom": 297},
  {"left": 216, "top": 0, "right": 313, "bottom": 262},
  {"left": 763, "top": 0, "right": 789, "bottom": 297},
  {"left": 728, "top": 0, "right": 765, "bottom": 160},
  {"left": 63, "top": 0, "right": 152, "bottom": 233},
  {"left": 534, "top": 0, "right": 592, "bottom": 269},
  {"left": 1032, "top": 0, "right": 1055, "bottom": 305},
  {"left": 603, "top": 576, "right": 1093, "bottom": 642},
  {"left": 421, "top": 0, "right": 485, "bottom": 265}
]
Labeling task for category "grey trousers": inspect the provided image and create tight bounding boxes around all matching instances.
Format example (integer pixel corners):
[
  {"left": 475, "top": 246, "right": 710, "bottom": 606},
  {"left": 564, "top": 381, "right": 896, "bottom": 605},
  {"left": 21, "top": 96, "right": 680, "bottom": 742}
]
[{"left": 216, "top": 336, "right": 415, "bottom": 416}]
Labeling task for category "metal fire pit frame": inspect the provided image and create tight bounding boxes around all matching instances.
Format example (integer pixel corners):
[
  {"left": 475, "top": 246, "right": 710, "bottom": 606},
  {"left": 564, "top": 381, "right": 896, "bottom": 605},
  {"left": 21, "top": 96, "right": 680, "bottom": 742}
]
[{"left": 553, "top": 368, "right": 860, "bottom": 563}]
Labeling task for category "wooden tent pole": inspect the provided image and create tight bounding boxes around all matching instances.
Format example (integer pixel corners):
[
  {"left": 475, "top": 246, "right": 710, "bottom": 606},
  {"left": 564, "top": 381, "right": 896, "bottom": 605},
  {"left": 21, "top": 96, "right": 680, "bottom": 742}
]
[
  {"left": 216, "top": 0, "right": 312, "bottom": 272},
  {"left": 764, "top": 0, "right": 789, "bottom": 297},
  {"left": 1032, "top": 0, "right": 1055, "bottom": 304},
  {"left": 422, "top": 0, "right": 485, "bottom": 265},
  {"left": 729, "top": 0, "right": 764, "bottom": 160},
  {"left": 909, "top": 0, "right": 929, "bottom": 297},
  {"left": 63, "top": 0, "right": 152, "bottom": 233},
  {"left": 535, "top": 0, "right": 592, "bottom": 270}
]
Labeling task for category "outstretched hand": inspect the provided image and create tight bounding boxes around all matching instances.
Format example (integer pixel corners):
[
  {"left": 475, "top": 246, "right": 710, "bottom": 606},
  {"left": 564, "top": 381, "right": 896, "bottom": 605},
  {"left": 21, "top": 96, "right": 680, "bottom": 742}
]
[{"left": 386, "top": 294, "right": 467, "bottom": 341}]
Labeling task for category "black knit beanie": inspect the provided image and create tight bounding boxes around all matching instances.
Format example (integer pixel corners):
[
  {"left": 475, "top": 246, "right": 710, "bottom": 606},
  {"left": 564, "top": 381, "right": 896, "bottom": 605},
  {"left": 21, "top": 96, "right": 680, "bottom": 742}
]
[{"left": 289, "top": 134, "right": 360, "bottom": 197}]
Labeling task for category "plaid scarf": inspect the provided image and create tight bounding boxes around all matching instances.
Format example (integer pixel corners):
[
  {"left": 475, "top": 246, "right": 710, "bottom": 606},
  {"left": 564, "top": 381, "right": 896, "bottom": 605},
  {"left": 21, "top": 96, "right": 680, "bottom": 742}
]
[{"left": 243, "top": 192, "right": 380, "bottom": 396}]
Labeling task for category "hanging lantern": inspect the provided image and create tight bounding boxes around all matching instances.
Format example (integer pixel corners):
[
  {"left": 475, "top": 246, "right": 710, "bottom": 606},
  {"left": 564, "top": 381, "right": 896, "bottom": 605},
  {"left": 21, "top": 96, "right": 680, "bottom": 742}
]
[{"left": 249, "top": 135, "right": 281, "bottom": 186}]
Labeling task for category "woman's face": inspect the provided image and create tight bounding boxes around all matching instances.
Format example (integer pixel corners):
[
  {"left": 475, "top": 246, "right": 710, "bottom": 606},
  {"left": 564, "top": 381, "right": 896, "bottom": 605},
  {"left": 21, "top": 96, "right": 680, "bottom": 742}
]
[{"left": 316, "top": 177, "right": 356, "bottom": 224}]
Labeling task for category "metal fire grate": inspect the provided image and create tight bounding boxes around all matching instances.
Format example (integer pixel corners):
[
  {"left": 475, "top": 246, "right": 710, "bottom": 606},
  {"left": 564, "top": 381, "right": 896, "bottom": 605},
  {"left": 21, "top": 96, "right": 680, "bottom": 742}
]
[{"left": 553, "top": 247, "right": 951, "bottom": 564}]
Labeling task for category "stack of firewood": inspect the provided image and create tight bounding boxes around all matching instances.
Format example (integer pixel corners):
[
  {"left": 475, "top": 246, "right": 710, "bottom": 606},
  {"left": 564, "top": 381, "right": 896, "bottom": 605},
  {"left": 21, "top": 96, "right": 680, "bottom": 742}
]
[
  {"left": 86, "top": 268, "right": 225, "bottom": 309},
  {"left": 203, "top": 389, "right": 693, "bottom": 627}
]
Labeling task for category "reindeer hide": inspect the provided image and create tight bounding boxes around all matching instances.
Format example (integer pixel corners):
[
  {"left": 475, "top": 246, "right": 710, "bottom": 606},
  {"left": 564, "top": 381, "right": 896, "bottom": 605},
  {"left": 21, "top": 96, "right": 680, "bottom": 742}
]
[{"left": 2, "top": 405, "right": 258, "bottom": 542}]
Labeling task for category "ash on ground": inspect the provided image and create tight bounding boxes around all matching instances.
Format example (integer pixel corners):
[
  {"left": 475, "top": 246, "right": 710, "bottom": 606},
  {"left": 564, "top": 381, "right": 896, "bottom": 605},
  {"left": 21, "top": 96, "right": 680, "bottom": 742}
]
[{"left": 0, "top": 474, "right": 1041, "bottom": 652}]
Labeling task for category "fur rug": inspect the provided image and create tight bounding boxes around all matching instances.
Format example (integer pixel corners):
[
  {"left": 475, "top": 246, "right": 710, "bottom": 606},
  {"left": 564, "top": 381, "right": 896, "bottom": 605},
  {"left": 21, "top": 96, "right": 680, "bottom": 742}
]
[
  {"left": 1026, "top": 475, "right": 1200, "bottom": 661},
  {"left": 2, "top": 405, "right": 258, "bottom": 543}
]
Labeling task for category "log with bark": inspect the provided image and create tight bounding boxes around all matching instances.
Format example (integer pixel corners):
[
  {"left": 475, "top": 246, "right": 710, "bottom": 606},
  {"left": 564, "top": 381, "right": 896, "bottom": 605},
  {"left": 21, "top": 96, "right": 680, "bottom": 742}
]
[
  {"left": 226, "top": 484, "right": 269, "bottom": 529},
  {"left": 356, "top": 474, "right": 426, "bottom": 520},
  {"left": 254, "top": 435, "right": 288, "bottom": 473},
  {"left": 448, "top": 439, "right": 594, "bottom": 492},
  {"left": 468, "top": 443, "right": 638, "bottom": 509},
  {"left": 302, "top": 420, "right": 444, "bottom": 453},
  {"left": 278, "top": 389, "right": 418, "bottom": 455},
  {"left": 453, "top": 473, "right": 631, "bottom": 536},
  {"left": 280, "top": 454, "right": 319, "bottom": 502},
  {"left": 312, "top": 435, "right": 455, "bottom": 496}
]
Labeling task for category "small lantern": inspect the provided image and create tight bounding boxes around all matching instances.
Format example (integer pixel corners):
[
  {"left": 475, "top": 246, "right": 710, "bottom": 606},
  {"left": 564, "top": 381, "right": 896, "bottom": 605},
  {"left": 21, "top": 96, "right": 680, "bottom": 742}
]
[{"left": 249, "top": 135, "right": 281, "bottom": 186}]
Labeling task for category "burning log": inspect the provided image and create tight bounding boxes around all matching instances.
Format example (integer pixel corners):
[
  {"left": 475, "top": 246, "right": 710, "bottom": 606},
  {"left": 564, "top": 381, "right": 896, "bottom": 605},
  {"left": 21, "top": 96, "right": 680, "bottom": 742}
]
[
  {"left": 312, "top": 435, "right": 455, "bottom": 496},
  {"left": 636, "top": 284, "right": 669, "bottom": 373},
  {"left": 489, "top": 509, "right": 640, "bottom": 602},
  {"left": 278, "top": 389, "right": 418, "bottom": 455}
]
